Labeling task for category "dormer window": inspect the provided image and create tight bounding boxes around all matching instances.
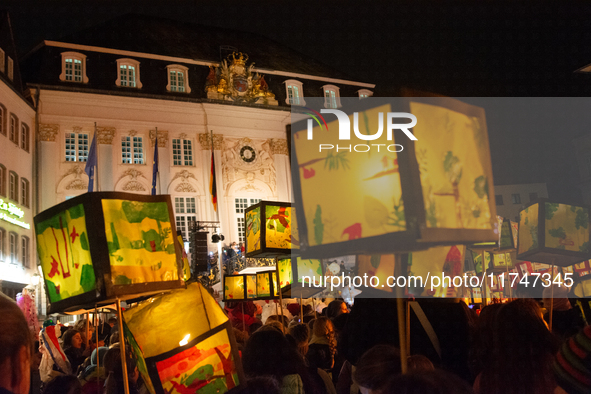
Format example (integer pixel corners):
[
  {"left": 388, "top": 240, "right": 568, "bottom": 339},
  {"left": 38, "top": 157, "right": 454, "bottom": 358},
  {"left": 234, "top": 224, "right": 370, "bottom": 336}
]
[
  {"left": 358, "top": 89, "right": 373, "bottom": 99},
  {"left": 116, "top": 58, "right": 142, "bottom": 88},
  {"left": 60, "top": 52, "right": 88, "bottom": 83},
  {"left": 166, "top": 65, "right": 191, "bottom": 93},
  {"left": 323, "top": 85, "right": 341, "bottom": 109},
  {"left": 284, "top": 80, "right": 305, "bottom": 106}
]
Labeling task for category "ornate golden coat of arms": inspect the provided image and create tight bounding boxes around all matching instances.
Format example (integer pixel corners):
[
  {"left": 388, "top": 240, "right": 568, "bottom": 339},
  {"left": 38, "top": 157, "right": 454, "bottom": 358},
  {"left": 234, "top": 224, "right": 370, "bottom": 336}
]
[{"left": 205, "top": 52, "right": 278, "bottom": 105}]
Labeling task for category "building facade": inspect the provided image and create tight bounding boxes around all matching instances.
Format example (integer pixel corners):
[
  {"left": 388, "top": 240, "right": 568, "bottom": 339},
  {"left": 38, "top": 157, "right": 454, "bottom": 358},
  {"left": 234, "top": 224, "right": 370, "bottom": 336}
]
[
  {"left": 493, "top": 183, "right": 548, "bottom": 221},
  {"left": 0, "top": 12, "right": 39, "bottom": 305},
  {"left": 21, "top": 14, "right": 374, "bottom": 257}
]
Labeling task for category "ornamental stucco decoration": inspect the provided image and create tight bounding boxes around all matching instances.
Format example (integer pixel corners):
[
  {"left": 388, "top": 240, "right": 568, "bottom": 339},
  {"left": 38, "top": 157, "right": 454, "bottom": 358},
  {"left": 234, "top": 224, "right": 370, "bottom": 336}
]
[
  {"left": 149, "top": 130, "right": 168, "bottom": 147},
  {"left": 269, "top": 139, "right": 289, "bottom": 155},
  {"left": 39, "top": 124, "right": 59, "bottom": 142},
  {"left": 175, "top": 182, "right": 197, "bottom": 193},
  {"left": 123, "top": 180, "right": 146, "bottom": 192},
  {"left": 65, "top": 179, "right": 87, "bottom": 190},
  {"left": 97, "top": 127, "right": 116, "bottom": 144},
  {"left": 198, "top": 133, "right": 223, "bottom": 150}
]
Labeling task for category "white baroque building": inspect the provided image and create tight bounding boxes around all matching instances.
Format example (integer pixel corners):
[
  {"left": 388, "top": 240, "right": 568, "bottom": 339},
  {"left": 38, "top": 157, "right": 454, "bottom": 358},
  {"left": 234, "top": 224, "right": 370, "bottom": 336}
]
[{"left": 20, "top": 14, "right": 375, "bottom": 254}]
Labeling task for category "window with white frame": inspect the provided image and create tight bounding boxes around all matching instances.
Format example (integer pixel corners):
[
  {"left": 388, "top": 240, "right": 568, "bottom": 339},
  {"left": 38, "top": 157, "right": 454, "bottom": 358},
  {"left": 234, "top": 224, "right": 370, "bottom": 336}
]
[
  {"left": 174, "top": 197, "right": 197, "bottom": 239},
  {"left": 65, "top": 132, "right": 89, "bottom": 162},
  {"left": 21, "top": 236, "right": 29, "bottom": 268},
  {"left": 0, "top": 48, "right": 4, "bottom": 73},
  {"left": 323, "top": 85, "right": 341, "bottom": 108},
  {"left": 9, "top": 232, "right": 17, "bottom": 264},
  {"left": 20, "top": 178, "right": 29, "bottom": 208},
  {"left": 122, "top": 136, "right": 144, "bottom": 164},
  {"left": 20, "top": 123, "right": 29, "bottom": 152},
  {"left": 116, "top": 58, "right": 142, "bottom": 88},
  {"left": 235, "top": 198, "right": 261, "bottom": 243},
  {"left": 0, "top": 228, "right": 5, "bottom": 261},
  {"left": 7, "top": 56, "right": 13, "bottom": 81},
  {"left": 0, "top": 164, "right": 5, "bottom": 197},
  {"left": 172, "top": 138, "right": 193, "bottom": 166},
  {"left": 166, "top": 65, "right": 191, "bottom": 93},
  {"left": 60, "top": 52, "right": 88, "bottom": 83},
  {"left": 9, "top": 114, "right": 17, "bottom": 144},
  {"left": 284, "top": 80, "right": 305, "bottom": 106},
  {"left": 9, "top": 171, "right": 17, "bottom": 202},
  {"left": 358, "top": 89, "right": 373, "bottom": 99}
]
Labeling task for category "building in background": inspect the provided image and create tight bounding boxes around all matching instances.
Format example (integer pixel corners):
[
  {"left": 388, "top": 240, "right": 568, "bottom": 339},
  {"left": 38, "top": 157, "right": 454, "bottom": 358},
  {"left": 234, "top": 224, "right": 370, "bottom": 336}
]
[
  {"left": 0, "top": 11, "right": 41, "bottom": 311},
  {"left": 20, "top": 14, "right": 374, "bottom": 257},
  {"left": 493, "top": 183, "right": 548, "bottom": 221}
]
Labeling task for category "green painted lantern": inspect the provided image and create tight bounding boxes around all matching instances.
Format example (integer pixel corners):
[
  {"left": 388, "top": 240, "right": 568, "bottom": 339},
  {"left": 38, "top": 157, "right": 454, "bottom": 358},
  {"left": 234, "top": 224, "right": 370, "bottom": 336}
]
[
  {"left": 517, "top": 199, "right": 591, "bottom": 266},
  {"left": 275, "top": 257, "right": 325, "bottom": 298},
  {"left": 245, "top": 201, "right": 298, "bottom": 258},
  {"left": 34, "top": 192, "right": 184, "bottom": 313}
]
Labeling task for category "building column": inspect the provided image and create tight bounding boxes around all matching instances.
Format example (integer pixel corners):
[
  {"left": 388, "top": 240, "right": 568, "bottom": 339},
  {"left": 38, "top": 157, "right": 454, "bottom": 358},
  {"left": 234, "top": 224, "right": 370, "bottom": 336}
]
[
  {"left": 96, "top": 126, "right": 115, "bottom": 191},
  {"left": 270, "top": 138, "right": 291, "bottom": 202},
  {"left": 38, "top": 124, "right": 60, "bottom": 211}
]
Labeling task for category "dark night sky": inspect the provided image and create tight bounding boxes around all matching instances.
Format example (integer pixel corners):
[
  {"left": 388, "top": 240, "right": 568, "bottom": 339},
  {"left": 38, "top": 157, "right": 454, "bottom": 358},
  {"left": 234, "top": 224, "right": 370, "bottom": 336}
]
[{"left": 5, "top": 0, "right": 591, "bottom": 202}]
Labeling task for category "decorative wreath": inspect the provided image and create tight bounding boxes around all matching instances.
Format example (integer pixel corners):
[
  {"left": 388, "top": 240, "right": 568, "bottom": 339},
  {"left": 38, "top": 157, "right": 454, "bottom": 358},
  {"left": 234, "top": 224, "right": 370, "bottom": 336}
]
[{"left": 240, "top": 146, "right": 256, "bottom": 163}]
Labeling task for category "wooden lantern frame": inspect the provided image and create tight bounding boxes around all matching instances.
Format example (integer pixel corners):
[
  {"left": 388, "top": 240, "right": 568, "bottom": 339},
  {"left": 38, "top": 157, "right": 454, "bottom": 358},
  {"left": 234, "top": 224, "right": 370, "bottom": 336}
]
[
  {"left": 34, "top": 192, "right": 184, "bottom": 314},
  {"left": 290, "top": 96, "right": 498, "bottom": 259},
  {"left": 244, "top": 200, "right": 297, "bottom": 258},
  {"left": 517, "top": 198, "right": 591, "bottom": 267},
  {"left": 222, "top": 274, "right": 258, "bottom": 302}
]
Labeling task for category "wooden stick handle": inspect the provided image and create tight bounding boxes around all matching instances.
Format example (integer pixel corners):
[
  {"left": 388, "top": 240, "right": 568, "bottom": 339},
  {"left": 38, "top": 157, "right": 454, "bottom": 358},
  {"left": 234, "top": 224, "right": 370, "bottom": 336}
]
[{"left": 117, "top": 299, "right": 130, "bottom": 394}]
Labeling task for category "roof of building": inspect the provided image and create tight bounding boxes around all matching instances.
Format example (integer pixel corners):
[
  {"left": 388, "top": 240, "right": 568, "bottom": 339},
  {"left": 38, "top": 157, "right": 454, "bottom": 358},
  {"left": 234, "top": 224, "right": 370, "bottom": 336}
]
[{"left": 55, "top": 13, "right": 364, "bottom": 83}]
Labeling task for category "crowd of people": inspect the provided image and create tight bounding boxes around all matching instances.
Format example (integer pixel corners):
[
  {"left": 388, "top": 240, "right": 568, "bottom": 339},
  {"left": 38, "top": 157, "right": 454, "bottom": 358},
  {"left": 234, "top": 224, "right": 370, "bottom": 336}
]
[{"left": 1, "top": 292, "right": 591, "bottom": 394}]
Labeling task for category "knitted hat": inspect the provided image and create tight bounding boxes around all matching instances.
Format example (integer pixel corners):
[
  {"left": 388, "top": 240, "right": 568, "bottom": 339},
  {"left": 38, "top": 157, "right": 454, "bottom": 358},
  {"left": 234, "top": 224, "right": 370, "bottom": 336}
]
[{"left": 553, "top": 325, "right": 591, "bottom": 394}]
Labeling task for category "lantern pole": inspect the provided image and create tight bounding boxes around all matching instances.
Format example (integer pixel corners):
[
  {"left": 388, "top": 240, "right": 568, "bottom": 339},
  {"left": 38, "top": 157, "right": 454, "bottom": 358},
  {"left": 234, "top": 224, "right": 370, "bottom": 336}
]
[
  {"left": 241, "top": 302, "right": 246, "bottom": 332},
  {"left": 85, "top": 312, "right": 90, "bottom": 349},
  {"left": 395, "top": 254, "right": 408, "bottom": 374},
  {"left": 300, "top": 294, "right": 304, "bottom": 323},
  {"left": 549, "top": 263, "right": 555, "bottom": 331},
  {"left": 276, "top": 257, "right": 286, "bottom": 334},
  {"left": 116, "top": 298, "right": 130, "bottom": 394},
  {"left": 481, "top": 252, "right": 488, "bottom": 307},
  {"left": 406, "top": 299, "right": 411, "bottom": 355},
  {"left": 95, "top": 305, "right": 100, "bottom": 394}
]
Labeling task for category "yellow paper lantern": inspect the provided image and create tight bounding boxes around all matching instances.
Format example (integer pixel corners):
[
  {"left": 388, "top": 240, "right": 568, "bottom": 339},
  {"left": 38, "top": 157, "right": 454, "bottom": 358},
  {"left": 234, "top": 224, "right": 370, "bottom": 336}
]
[
  {"left": 245, "top": 201, "right": 298, "bottom": 258},
  {"left": 34, "top": 192, "right": 183, "bottom": 313},
  {"left": 123, "top": 282, "right": 244, "bottom": 394},
  {"left": 275, "top": 257, "right": 325, "bottom": 298},
  {"left": 518, "top": 199, "right": 591, "bottom": 266},
  {"left": 291, "top": 97, "right": 497, "bottom": 258}
]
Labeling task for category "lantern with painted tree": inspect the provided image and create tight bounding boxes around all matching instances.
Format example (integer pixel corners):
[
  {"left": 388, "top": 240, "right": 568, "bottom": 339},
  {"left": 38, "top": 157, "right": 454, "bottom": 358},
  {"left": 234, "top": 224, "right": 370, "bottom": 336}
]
[
  {"left": 34, "top": 192, "right": 183, "bottom": 313},
  {"left": 517, "top": 199, "right": 591, "bottom": 266}
]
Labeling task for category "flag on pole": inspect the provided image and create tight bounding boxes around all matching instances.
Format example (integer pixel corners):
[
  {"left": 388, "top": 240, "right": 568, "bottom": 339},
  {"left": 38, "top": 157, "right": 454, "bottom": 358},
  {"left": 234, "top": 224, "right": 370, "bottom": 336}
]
[
  {"left": 85, "top": 133, "right": 97, "bottom": 192},
  {"left": 210, "top": 150, "right": 217, "bottom": 212},
  {"left": 151, "top": 134, "right": 159, "bottom": 195}
]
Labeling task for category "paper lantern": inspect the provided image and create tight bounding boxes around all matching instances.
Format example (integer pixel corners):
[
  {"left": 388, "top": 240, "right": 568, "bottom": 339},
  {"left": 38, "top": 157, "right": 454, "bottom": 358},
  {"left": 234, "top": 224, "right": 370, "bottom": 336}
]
[
  {"left": 499, "top": 219, "right": 519, "bottom": 250},
  {"left": 255, "top": 270, "right": 277, "bottom": 300},
  {"left": 406, "top": 245, "right": 466, "bottom": 298},
  {"left": 291, "top": 97, "right": 498, "bottom": 258},
  {"left": 488, "top": 251, "right": 516, "bottom": 273},
  {"left": 245, "top": 201, "right": 298, "bottom": 258},
  {"left": 34, "top": 192, "right": 183, "bottom": 313},
  {"left": 123, "top": 282, "right": 244, "bottom": 394},
  {"left": 275, "top": 257, "right": 325, "bottom": 298},
  {"left": 223, "top": 274, "right": 257, "bottom": 301},
  {"left": 355, "top": 255, "right": 396, "bottom": 295},
  {"left": 573, "top": 260, "right": 591, "bottom": 278},
  {"left": 517, "top": 200, "right": 591, "bottom": 266}
]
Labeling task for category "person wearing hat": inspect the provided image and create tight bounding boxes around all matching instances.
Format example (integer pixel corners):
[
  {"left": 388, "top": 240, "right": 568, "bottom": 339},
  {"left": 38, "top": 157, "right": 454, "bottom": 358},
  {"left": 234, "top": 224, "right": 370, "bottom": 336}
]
[{"left": 553, "top": 325, "right": 591, "bottom": 394}]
